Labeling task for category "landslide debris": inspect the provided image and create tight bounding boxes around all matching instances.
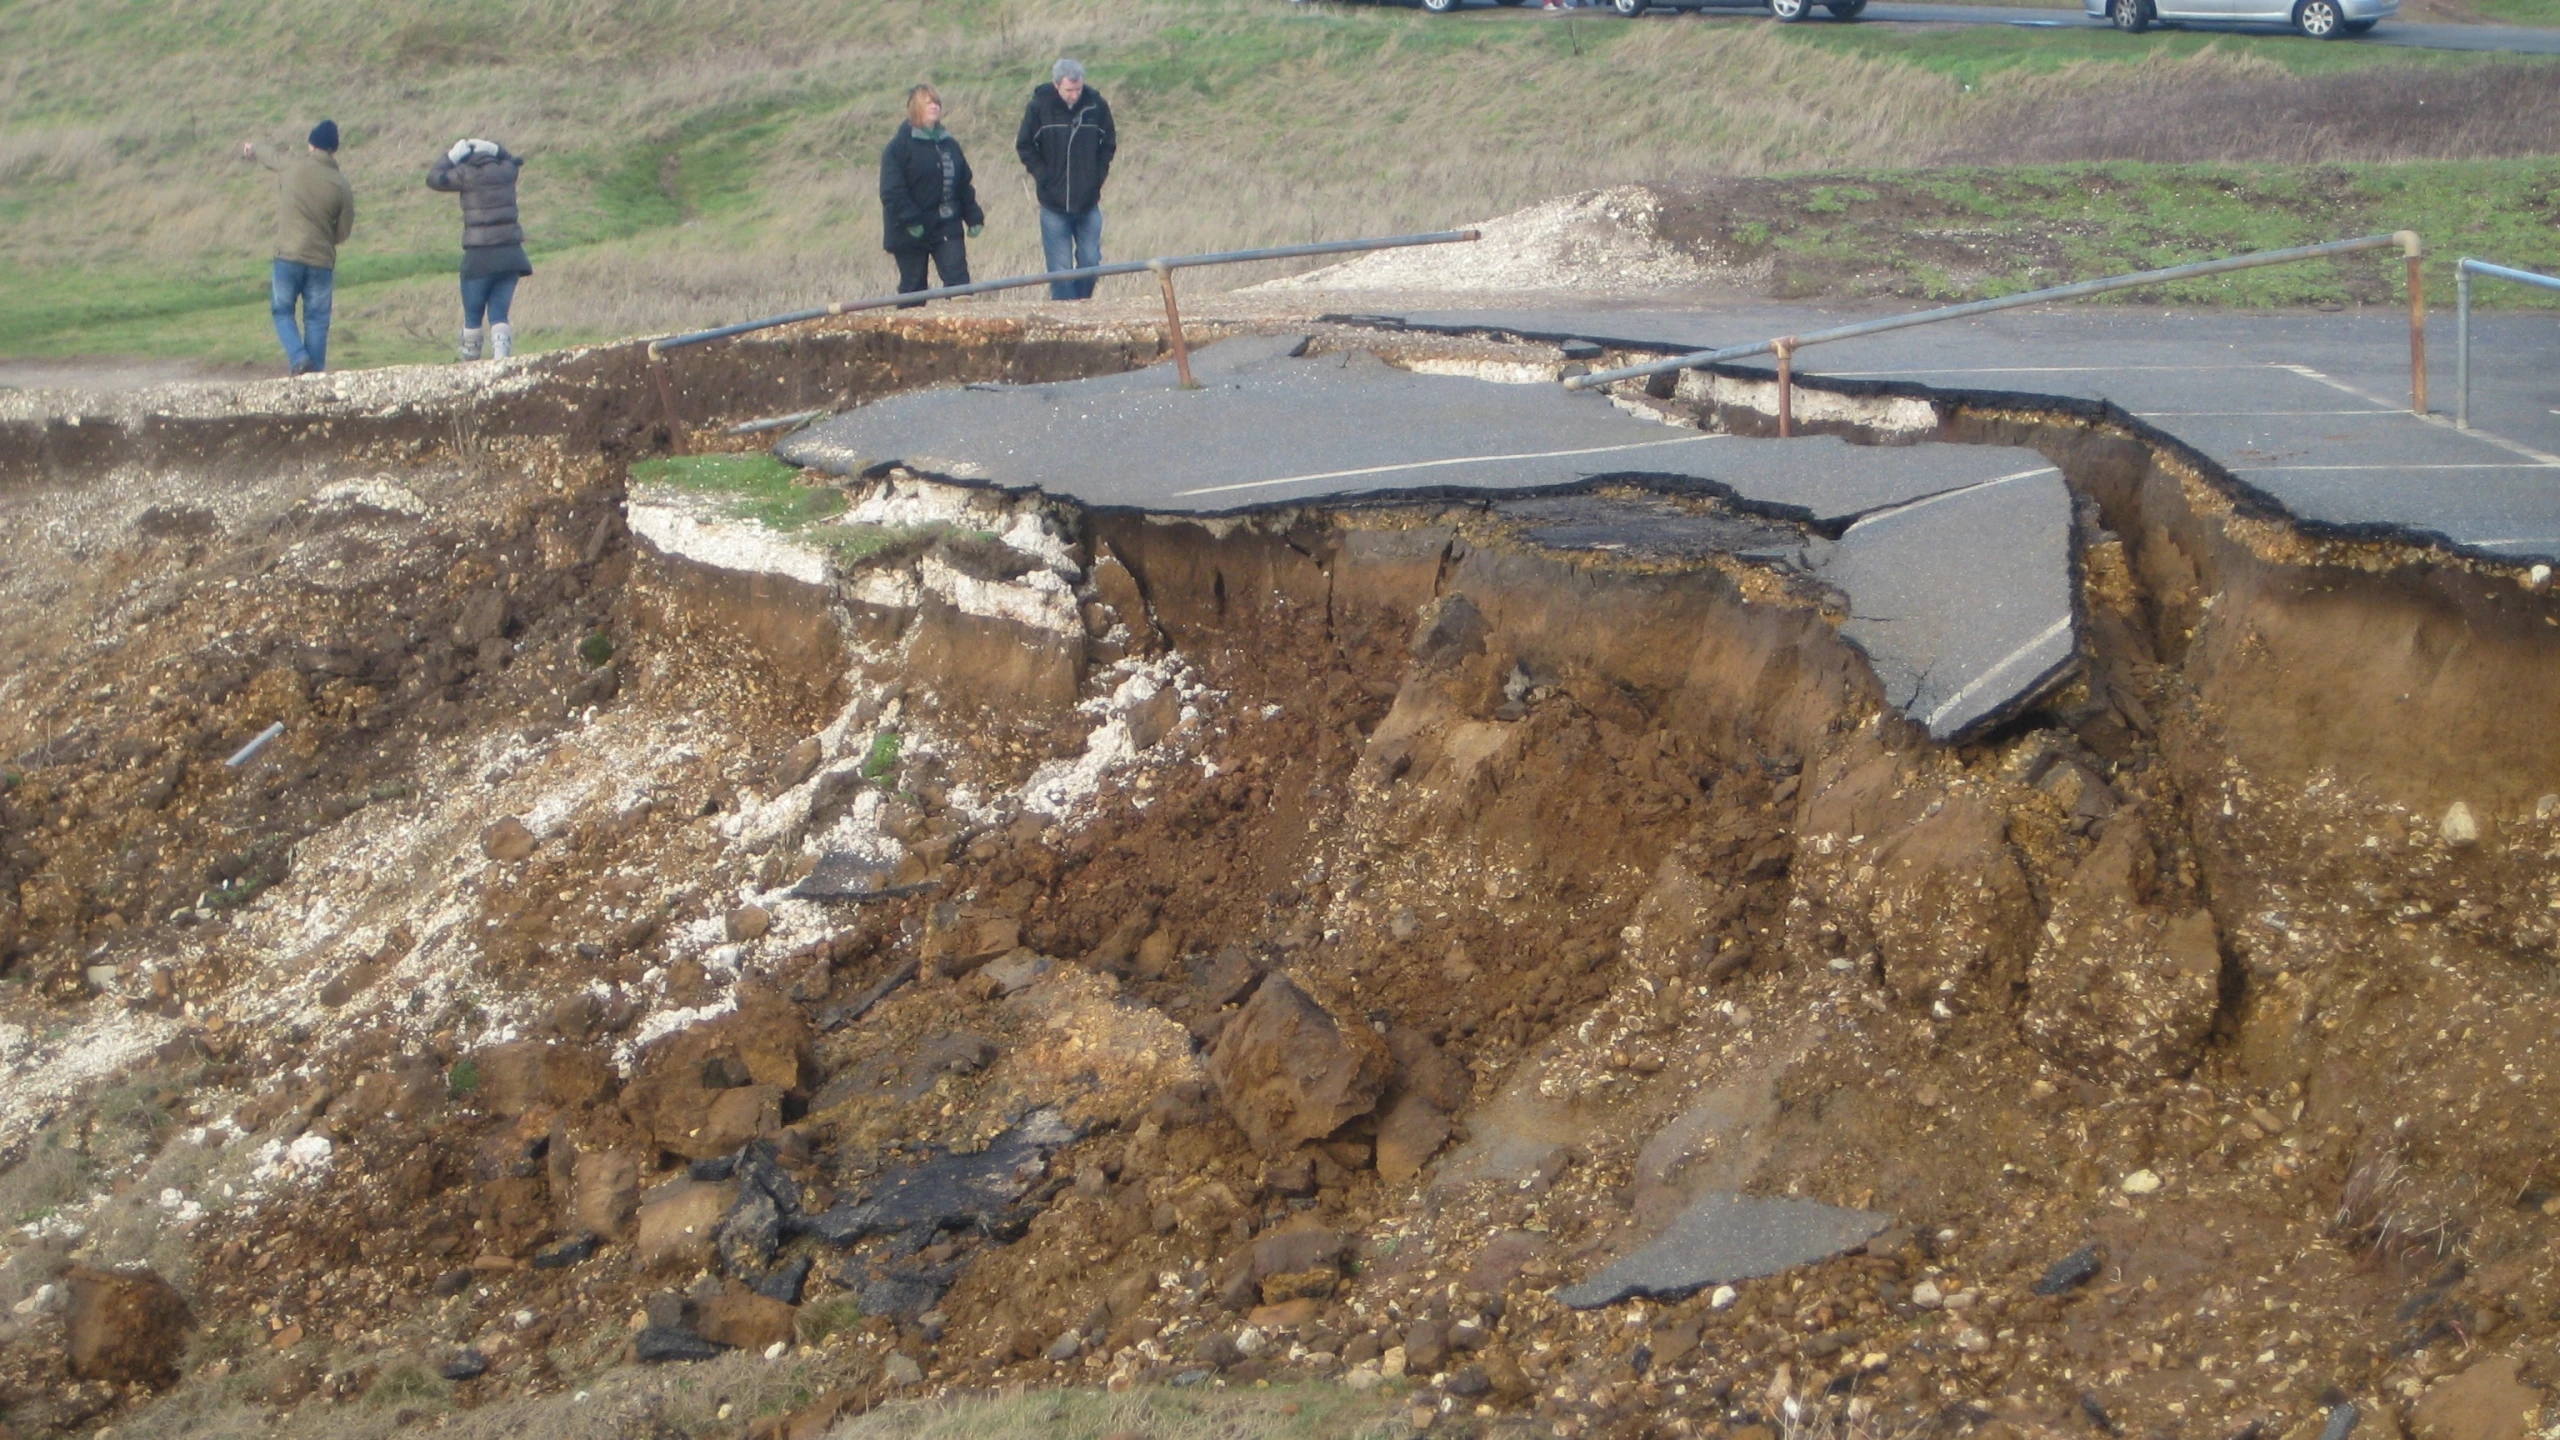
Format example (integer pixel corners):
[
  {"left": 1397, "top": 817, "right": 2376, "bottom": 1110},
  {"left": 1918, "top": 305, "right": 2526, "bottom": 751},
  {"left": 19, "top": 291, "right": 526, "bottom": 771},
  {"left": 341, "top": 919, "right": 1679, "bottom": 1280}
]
[{"left": 0, "top": 317, "right": 2554, "bottom": 1440}]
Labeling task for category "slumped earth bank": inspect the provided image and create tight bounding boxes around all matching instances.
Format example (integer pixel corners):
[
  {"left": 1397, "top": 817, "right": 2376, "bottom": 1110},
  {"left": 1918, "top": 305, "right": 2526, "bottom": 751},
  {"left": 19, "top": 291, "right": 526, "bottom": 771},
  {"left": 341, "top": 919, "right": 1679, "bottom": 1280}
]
[{"left": 0, "top": 316, "right": 2551, "bottom": 1440}]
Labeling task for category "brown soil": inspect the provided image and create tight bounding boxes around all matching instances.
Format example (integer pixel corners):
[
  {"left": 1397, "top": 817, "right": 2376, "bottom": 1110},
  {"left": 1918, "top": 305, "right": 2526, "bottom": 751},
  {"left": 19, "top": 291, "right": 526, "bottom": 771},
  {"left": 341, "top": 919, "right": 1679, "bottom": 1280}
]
[{"left": 0, "top": 316, "right": 2556, "bottom": 1440}]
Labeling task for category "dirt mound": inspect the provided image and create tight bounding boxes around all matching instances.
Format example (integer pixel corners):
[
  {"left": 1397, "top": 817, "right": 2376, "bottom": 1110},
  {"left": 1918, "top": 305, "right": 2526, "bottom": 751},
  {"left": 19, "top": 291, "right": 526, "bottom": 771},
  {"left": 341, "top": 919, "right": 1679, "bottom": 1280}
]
[
  {"left": 1, "top": 315, "right": 2557, "bottom": 1440},
  {"left": 1250, "top": 186, "right": 1725, "bottom": 296}
]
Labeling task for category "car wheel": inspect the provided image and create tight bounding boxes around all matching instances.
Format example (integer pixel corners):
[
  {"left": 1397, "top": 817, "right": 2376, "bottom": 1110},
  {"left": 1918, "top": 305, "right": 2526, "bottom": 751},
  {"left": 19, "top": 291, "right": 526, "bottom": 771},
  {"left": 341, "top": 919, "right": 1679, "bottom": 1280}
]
[
  {"left": 1613, "top": 0, "right": 1648, "bottom": 12},
  {"left": 2294, "top": 0, "right": 2345, "bottom": 34},
  {"left": 2110, "top": 0, "right": 2153, "bottom": 30},
  {"left": 1827, "top": 0, "right": 1867, "bottom": 16},
  {"left": 1770, "top": 0, "right": 1810, "bottom": 21},
  {"left": 1419, "top": 0, "right": 1461, "bottom": 12}
]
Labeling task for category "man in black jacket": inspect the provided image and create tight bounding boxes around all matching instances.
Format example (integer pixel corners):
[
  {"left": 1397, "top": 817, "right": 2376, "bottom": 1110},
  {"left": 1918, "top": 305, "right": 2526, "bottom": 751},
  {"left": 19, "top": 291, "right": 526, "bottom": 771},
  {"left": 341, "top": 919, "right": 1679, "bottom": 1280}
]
[{"left": 1015, "top": 59, "right": 1115, "bottom": 301}]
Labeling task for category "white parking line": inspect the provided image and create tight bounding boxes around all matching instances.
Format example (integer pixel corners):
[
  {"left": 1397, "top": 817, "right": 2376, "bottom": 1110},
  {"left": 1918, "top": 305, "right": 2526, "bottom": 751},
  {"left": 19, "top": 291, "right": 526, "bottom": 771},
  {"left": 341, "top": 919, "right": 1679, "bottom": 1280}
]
[
  {"left": 1842, "top": 466, "right": 2062, "bottom": 533},
  {"left": 1925, "top": 614, "right": 2075, "bottom": 734},
  {"left": 2277, "top": 364, "right": 2560, "bottom": 465},
  {"left": 1171, "top": 431, "right": 1732, "bottom": 498}
]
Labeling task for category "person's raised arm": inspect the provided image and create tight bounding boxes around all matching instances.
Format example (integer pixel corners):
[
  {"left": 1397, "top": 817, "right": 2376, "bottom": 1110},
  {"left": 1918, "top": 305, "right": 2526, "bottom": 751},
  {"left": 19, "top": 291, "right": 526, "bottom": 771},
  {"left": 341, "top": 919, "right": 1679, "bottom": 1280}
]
[{"left": 427, "top": 153, "right": 461, "bottom": 191}]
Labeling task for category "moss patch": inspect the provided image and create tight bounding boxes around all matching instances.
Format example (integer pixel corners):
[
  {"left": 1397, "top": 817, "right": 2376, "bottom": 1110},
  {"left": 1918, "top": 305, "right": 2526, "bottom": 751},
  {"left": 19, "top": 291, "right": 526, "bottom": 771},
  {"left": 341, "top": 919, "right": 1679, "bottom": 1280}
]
[{"left": 629, "top": 453, "right": 849, "bottom": 530}]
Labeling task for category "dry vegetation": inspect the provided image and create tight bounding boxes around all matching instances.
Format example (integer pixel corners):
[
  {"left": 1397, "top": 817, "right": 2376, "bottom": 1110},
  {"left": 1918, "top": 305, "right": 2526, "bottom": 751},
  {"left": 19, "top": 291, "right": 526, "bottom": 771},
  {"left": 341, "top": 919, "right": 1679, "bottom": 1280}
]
[{"left": 1, "top": 0, "right": 2553, "bottom": 362}]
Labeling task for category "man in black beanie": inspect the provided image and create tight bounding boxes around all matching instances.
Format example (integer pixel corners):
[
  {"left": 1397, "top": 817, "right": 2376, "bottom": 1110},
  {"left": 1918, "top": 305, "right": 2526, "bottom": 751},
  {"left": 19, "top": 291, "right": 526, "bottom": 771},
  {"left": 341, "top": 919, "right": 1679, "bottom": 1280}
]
[{"left": 238, "top": 120, "right": 357, "bottom": 375}]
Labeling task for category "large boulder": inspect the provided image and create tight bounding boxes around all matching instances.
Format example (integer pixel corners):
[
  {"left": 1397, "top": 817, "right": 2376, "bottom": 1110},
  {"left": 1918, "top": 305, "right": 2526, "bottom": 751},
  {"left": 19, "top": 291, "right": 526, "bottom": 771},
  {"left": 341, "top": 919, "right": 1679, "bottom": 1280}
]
[
  {"left": 64, "top": 1264, "right": 192, "bottom": 1388},
  {"left": 2412, "top": 1357, "right": 2539, "bottom": 1440},
  {"left": 618, "top": 988, "right": 813, "bottom": 1159},
  {"left": 692, "top": 1286, "right": 797, "bottom": 1351},
  {"left": 573, "top": 1148, "right": 642, "bottom": 1240},
  {"left": 1858, "top": 795, "right": 2040, "bottom": 1010},
  {"left": 1205, "top": 974, "right": 1389, "bottom": 1156},
  {"left": 472, "top": 1037, "right": 617, "bottom": 1119},
  {"left": 2022, "top": 819, "right": 2223, "bottom": 1083},
  {"left": 1375, "top": 1029, "right": 1469, "bottom": 1186},
  {"left": 638, "top": 1179, "right": 737, "bottom": 1271}
]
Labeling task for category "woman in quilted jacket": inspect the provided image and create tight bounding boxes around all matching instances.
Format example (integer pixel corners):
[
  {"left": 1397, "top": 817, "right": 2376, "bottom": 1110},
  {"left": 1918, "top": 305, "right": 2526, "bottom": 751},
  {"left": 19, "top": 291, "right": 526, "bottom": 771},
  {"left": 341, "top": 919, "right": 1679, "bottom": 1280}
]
[{"left": 427, "top": 138, "right": 532, "bottom": 360}]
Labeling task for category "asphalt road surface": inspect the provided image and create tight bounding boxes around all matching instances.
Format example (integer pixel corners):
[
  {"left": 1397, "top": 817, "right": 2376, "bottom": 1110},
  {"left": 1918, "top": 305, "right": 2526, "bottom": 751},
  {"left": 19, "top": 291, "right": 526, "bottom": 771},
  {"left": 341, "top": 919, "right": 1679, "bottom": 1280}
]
[
  {"left": 782, "top": 334, "right": 2079, "bottom": 740},
  {"left": 1393, "top": 0, "right": 2560, "bottom": 54},
  {"left": 1342, "top": 305, "right": 2560, "bottom": 561}
]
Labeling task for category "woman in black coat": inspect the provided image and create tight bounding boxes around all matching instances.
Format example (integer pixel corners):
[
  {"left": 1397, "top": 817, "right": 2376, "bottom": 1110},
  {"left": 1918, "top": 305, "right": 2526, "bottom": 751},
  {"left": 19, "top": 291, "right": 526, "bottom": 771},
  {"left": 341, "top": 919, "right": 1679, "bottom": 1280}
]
[{"left": 879, "top": 85, "right": 984, "bottom": 305}]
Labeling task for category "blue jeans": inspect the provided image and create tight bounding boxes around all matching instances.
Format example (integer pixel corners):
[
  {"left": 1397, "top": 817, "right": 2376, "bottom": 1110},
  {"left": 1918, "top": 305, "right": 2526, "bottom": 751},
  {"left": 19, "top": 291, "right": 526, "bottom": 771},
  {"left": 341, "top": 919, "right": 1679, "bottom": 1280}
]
[
  {"left": 461, "top": 272, "right": 520, "bottom": 328},
  {"left": 270, "top": 260, "right": 334, "bottom": 373},
  {"left": 1039, "top": 206, "right": 1103, "bottom": 300}
]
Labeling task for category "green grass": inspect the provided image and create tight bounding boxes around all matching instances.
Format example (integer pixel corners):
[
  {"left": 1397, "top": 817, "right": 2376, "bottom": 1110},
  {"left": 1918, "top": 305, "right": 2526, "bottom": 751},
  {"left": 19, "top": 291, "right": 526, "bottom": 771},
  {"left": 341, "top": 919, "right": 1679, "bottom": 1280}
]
[
  {"left": 863, "top": 731, "right": 904, "bottom": 782},
  {"left": 2464, "top": 0, "right": 2560, "bottom": 22},
  {"left": 1716, "top": 160, "right": 2560, "bottom": 306},
  {"left": 628, "top": 453, "right": 850, "bottom": 529},
  {"left": 1786, "top": 23, "right": 2497, "bottom": 85},
  {"left": 793, "top": 1295, "right": 867, "bottom": 1345},
  {"left": 0, "top": 0, "right": 2553, "bottom": 365}
]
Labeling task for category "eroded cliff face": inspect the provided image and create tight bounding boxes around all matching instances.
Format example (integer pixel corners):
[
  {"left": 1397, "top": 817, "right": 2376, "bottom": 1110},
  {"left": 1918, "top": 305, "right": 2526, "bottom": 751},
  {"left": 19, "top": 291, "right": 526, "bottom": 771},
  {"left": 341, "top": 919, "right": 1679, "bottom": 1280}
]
[{"left": 0, "top": 316, "right": 2552, "bottom": 1440}]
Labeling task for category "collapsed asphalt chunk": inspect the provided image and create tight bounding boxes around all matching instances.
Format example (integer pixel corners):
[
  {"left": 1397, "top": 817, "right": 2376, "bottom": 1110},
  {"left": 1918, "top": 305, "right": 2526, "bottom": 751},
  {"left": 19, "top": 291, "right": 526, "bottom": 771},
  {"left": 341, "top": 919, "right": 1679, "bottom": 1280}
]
[
  {"left": 1555, "top": 1193, "right": 1892, "bottom": 1309},
  {"left": 792, "top": 1108, "right": 1079, "bottom": 1249}
]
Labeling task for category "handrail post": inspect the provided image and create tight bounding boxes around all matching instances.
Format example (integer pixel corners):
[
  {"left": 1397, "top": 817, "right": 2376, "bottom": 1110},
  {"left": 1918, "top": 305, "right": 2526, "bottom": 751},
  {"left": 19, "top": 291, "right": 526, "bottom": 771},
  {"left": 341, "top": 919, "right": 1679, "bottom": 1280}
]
[
  {"left": 2455, "top": 260, "right": 2472, "bottom": 431},
  {"left": 1151, "top": 261, "right": 1197, "bottom": 390},
  {"left": 647, "top": 343, "right": 688, "bottom": 454},
  {"left": 2407, "top": 251, "right": 2428, "bottom": 416},
  {"left": 1773, "top": 338, "right": 1796, "bottom": 438}
]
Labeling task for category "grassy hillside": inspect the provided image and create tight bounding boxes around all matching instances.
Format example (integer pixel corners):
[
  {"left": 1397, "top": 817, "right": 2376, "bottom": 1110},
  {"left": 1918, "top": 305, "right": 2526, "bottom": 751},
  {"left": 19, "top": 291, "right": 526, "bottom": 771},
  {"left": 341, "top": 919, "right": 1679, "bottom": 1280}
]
[{"left": 0, "top": 0, "right": 2555, "bottom": 366}]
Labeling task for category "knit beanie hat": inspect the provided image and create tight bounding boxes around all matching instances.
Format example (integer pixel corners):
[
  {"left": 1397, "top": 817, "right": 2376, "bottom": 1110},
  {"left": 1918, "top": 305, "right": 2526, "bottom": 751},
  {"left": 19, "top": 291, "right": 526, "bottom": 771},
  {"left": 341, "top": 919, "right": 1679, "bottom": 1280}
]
[{"left": 308, "top": 120, "right": 340, "bottom": 152}]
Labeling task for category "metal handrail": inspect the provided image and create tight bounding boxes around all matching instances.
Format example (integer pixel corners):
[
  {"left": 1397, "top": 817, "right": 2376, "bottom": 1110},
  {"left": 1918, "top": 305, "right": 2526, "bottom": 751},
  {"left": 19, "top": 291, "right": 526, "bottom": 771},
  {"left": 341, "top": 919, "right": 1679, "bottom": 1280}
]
[
  {"left": 2455, "top": 257, "right": 2560, "bottom": 430},
  {"left": 639, "top": 228, "right": 1478, "bottom": 448},
  {"left": 1563, "top": 232, "right": 2428, "bottom": 431}
]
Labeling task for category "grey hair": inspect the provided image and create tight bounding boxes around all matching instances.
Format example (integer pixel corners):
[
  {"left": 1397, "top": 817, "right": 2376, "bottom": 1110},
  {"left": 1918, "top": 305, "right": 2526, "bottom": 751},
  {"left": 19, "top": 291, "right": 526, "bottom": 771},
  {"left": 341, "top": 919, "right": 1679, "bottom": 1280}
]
[{"left": 1052, "top": 58, "right": 1086, "bottom": 84}]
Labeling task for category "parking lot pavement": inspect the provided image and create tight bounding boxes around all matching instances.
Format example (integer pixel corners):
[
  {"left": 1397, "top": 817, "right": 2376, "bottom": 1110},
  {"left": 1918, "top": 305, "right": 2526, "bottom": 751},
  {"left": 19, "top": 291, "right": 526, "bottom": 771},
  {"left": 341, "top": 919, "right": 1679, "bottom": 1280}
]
[
  {"left": 781, "top": 332, "right": 2077, "bottom": 739},
  {"left": 1339, "top": 306, "right": 2560, "bottom": 561}
]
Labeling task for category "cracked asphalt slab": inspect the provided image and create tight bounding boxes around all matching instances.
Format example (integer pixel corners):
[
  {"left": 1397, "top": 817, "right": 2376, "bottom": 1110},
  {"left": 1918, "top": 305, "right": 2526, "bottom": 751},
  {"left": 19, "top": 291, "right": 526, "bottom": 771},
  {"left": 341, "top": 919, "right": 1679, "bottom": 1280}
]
[
  {"left": 1343, "top": 306, "right": 2560, "bottom": 560},
  {"left": 781, "top": 333, "right": 2075, "bottom": 740}
]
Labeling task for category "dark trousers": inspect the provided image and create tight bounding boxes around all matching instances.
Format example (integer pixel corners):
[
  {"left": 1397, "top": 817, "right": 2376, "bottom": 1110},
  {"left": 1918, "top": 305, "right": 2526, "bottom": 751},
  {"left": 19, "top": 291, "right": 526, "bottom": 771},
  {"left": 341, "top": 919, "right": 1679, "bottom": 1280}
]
[{"left": 894, "top": 233, "right": 971, "bottom": 307}]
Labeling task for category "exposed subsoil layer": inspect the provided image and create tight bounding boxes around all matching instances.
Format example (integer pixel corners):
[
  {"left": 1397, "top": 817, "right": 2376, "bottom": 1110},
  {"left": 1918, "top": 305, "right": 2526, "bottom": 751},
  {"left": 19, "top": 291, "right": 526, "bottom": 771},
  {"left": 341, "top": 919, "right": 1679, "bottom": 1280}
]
[{"left": 0, "top": 315, "right": 2555, "bottom": 1440}]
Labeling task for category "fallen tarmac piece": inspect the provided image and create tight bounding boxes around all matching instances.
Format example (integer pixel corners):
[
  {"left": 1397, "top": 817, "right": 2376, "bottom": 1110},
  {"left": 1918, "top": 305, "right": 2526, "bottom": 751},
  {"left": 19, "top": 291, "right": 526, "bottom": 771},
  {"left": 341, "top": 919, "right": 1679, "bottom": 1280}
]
[
  {"left": 780, "top": 334, "right": 2076, "bottom": 738},
  {"left": 1555, "top": 1193, "right": 1894, "bottom": 1309}
]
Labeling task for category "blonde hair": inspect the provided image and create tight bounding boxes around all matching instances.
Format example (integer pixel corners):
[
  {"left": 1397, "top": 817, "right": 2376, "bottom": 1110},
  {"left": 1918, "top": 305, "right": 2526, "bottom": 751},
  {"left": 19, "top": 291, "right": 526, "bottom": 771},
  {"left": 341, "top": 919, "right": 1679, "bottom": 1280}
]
[{"left": 905, "top": 85, "right": 943, "bottom": 127}]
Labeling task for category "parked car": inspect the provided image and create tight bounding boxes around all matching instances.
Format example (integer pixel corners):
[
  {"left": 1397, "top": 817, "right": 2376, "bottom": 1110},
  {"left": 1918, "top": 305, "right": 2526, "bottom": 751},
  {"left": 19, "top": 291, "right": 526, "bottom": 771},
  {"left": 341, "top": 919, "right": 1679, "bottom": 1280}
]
[{"left": 2085, "top": 0, "right": 2389, "bottom": 37}]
